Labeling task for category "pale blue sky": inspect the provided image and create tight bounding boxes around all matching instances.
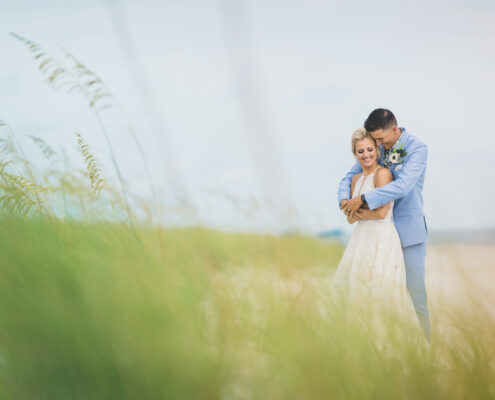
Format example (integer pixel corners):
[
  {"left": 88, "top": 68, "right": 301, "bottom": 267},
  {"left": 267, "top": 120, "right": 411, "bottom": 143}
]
[{"left": 1, "top": 0, "right": 494, "bottom": 233}]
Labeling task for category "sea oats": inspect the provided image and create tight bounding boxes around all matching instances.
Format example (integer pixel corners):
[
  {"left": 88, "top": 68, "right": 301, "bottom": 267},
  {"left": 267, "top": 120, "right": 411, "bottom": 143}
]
[{"left": 76, "top": 132, "right": 106, "bottom": 196}]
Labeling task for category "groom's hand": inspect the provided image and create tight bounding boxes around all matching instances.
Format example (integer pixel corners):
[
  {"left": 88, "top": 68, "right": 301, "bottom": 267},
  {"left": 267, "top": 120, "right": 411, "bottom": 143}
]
[{"left": 346, "top": 196, "right": 363, "bottom": 218}]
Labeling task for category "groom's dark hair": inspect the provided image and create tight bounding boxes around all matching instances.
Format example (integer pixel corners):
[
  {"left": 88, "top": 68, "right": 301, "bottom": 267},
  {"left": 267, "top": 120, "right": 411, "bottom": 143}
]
[{"left": 364, "top": 108, "right": 397, "bottom": 131}]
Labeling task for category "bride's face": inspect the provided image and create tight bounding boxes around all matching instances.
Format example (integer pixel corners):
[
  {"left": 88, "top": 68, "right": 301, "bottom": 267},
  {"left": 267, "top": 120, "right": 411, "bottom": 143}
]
[{"left": 354, "top": 137, "right": 378, "bottom": 169}]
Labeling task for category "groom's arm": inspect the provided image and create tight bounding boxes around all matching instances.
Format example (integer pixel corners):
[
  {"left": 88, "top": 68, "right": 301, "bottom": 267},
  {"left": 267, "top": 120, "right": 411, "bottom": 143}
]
[
  {"left": 363, "top": 143, "right": 427, "bottom": 210},
  {"left": 337, "top": 161, "right": 362, "bottom": 207}
]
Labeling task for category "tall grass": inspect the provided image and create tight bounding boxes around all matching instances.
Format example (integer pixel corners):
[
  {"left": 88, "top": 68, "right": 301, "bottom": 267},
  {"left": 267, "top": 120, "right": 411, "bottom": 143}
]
[
  {"left": 10, "top": 33, "right": 162, "bottom": 224},
  {"left": 0, "top": 216, "right": 493, "bottom": 399},
  {"left": 0, "top": 115, "right": 130, "bottom": 222}
]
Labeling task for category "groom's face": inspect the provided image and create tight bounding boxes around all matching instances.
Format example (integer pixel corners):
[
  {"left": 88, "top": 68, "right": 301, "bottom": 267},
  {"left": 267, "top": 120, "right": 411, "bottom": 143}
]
[{"left": 369, "top": 125, "right": 400, "bottom": 149}]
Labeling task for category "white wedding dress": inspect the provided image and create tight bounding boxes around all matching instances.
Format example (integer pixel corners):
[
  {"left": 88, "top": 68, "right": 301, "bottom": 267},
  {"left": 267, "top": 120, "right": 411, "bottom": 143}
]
[{"left": 332, "top": 169, "right": 414, "bottom": 319}]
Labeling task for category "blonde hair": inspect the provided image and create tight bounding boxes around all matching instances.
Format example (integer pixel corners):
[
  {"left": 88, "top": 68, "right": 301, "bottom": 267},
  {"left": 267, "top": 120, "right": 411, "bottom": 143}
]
[{"left": 351, "top": 128, "right": 380, "bottom": 158}]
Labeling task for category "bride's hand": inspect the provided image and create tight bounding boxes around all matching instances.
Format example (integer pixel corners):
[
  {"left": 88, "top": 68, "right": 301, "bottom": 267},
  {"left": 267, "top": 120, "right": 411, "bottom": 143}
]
[
  {"left": 354, "top": 210, "right": 366, "bottom": 220},
  {"left": 346, "top": 196, "right": 363, "bottom": 218},
  {"left": 340, "top": 199, "right": 350, "bottom": 216},
  {"left": 340, "top": 199, "right": 349, "bottom": 211}
]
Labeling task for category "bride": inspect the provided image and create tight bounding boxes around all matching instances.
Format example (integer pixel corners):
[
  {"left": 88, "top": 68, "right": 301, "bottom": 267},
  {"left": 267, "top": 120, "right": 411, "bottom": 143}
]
[{"left": 332, "top": 128, "right": 414, "bottom": 321}]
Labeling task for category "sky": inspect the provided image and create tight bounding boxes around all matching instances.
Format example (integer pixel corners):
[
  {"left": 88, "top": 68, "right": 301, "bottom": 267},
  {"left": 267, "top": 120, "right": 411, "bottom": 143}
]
[{"left": 1, "top": 0, "right": 495, "bottom": 234}]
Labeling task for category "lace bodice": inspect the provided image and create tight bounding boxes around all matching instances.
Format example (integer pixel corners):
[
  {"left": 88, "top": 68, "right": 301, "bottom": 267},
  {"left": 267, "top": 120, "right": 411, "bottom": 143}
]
[{"left": 352, "top": 168, "right": 393, "bottom": 221}]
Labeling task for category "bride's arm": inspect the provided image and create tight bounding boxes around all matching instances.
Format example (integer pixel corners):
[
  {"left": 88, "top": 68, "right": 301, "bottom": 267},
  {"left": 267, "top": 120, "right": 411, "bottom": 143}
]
[
  {"left": 356, "top": 168, "right": 393, "bottom": 220},
  {"left": 346, "top": 174, "right": 360, "bottom": 224}
]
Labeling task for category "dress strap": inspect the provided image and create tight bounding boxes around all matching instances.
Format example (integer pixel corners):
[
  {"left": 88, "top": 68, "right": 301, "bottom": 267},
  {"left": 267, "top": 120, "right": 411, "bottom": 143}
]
[
  {"left": 357, "top": 166, "right": 380, "bottom": 195},
  {"left": 356, "top": 174, "right": 367, "bottom": 196}
]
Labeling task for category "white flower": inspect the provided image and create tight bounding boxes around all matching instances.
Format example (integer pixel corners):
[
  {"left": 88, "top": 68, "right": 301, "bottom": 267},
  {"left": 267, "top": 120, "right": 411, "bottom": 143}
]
[{"left": 389, "top": 153, "right": 400, "bottom": 163}]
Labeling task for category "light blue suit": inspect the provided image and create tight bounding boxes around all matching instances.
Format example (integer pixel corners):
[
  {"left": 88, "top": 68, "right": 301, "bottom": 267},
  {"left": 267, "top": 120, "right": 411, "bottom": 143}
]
[{"left": 337, "top": 127, "right": 431, "bottom": 341}]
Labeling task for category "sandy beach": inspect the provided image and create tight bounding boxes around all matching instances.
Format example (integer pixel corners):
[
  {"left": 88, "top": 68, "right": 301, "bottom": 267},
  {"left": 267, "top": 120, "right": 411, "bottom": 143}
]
[{"left": 426, "top": 243, "right": 495, "bottom": 320}]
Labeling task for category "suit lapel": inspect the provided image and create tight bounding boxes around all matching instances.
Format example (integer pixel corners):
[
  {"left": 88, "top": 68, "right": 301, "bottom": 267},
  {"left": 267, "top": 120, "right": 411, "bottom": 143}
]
[
  {"left": 396, "top": 127, "right": 409, "bottom": 151},
  {"left": 390, "top": 128, "right": 410, "bottom": 174}
]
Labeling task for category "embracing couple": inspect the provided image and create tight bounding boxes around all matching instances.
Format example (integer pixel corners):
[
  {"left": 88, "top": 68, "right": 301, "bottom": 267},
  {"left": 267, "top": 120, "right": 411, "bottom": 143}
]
[{"left": 333, "top": 108, "right": 431, "bottom": 343}]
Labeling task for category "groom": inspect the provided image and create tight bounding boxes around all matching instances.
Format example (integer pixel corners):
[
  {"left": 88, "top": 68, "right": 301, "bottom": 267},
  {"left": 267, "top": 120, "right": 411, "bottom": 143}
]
[{"left": 338, "top": 108, "right": 431, "bottom": 342}]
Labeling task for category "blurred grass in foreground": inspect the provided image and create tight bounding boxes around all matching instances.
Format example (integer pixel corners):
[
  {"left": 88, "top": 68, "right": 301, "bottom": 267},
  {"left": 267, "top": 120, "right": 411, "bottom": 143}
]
[{"left": 0, "top": 215, "right": 494, "bottom": 399}]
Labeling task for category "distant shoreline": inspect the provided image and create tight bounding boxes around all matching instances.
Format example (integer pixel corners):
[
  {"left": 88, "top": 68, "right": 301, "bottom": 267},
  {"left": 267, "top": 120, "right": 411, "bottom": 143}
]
[
  {"left": 319, "top": 229, "right": 495, "bottom": 245},
  {"left": 426, "top": 229, "right": 495, "bottom": 244}
]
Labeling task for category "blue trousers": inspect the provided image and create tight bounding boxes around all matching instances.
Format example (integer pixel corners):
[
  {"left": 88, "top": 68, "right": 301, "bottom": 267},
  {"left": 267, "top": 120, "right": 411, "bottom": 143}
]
[{"left": 402, "top": 242, "right": 431, "bottom": 342}]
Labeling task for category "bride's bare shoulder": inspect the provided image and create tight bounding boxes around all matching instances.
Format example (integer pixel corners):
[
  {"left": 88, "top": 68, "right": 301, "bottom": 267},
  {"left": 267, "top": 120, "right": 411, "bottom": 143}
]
[
  {"left": 376, "top": 166, "right": 392, "bottom": 177},
  {"left": 375, "top": 166, "right": 393, "bottom": 185}
]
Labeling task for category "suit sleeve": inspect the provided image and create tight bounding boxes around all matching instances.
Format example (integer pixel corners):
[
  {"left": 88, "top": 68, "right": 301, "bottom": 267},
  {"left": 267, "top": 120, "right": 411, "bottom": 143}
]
[
  {"left": 337, "top": 161, "right": 362, "bottom": 206},
  {"left": 364, "top": 143, "right": 427, "bottom": 210}
]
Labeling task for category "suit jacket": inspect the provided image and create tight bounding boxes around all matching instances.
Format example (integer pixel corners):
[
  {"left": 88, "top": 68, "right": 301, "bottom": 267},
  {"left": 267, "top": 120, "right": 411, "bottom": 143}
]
[{"left": 337, "top": 128, "right": 428, "bottom": 247}]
